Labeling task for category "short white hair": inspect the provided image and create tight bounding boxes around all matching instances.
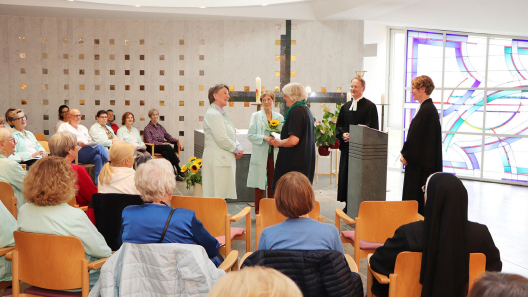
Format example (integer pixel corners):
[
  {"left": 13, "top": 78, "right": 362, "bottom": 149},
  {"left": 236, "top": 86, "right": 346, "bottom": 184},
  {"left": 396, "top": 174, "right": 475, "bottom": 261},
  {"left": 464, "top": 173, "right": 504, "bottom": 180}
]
[
  {"left": 135, "top": 159, "right": 175, "bottom": 202},
  {"left": 282, "top": 83, "right": 307, "bottom": 103}
]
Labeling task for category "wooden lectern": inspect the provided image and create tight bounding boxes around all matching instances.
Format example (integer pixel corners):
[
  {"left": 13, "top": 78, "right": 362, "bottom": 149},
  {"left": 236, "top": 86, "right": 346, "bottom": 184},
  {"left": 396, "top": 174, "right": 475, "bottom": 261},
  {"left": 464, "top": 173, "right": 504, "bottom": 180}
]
[{"left": 346, "top": 125, "right": 388, "bottom": 218}]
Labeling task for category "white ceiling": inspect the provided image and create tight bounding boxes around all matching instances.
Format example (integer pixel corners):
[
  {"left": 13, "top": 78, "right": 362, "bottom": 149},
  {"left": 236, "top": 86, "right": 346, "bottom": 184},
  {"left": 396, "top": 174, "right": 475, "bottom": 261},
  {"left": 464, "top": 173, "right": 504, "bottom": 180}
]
[{"left": 0, "top": 0, "right": 527, "bottom": 37}]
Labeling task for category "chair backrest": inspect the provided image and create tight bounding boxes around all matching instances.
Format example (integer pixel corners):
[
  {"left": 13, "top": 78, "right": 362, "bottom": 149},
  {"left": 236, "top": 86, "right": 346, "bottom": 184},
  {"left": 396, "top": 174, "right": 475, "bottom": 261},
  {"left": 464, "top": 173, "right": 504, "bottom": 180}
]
[
  {"left": 357, "top": 201, "right": 418, "bottom": 243},
  {"left": 171, "top": 195, "right": 228, "bottom": 238},
  {"left": 256, "top": 198, "right": 323, "bottom": 248},
  {"left": 391, "top": 252, "right": 486, "bottom": 297},
  {"left": 0, "top": 181, "right": 17, "bottom": 219},
  {"left": 33, "top": 133, "right": 46, "bottom": 141},
  {"left": 39, "top": 141, "right": 50, "bottom": 153},
  {"left": 90, "top": 193, "right": 143, "bottom": 251},
  {"left": 13, "top": 231, "right": 87, "bottom": 290}
]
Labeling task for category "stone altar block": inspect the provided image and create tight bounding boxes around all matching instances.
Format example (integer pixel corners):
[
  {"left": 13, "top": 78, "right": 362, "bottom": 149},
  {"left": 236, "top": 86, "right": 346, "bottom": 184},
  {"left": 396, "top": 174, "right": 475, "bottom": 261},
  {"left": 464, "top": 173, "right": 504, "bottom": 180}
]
[{"left": 346, "top": 125, "right": 388, "bottom": 218}]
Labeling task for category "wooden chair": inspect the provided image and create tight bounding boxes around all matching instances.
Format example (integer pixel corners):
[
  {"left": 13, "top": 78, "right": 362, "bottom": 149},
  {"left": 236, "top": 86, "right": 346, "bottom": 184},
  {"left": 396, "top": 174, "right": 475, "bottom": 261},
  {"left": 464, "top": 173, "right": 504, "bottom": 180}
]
[
  {"left": 75, "top": 156, "right": 95, "bottom": 177},
  {"left": 38, "top": 140, "right": 50, "bottom": 153},
  {"left": 0, "top": 181, "right": 17, "bottom": 219},
  {"left": 255, "top": 198, "right": 324, "bottom": 249},
  {"left": 0, "top": 245, "right": 16, "bottom": 294},
  {"left": 171, "top": 195, "right": 251, "bottom": 256},
  {"left": 33, "top": 133, "right": 46, "bottom": 141},
  {"left": 366, "top": 252, "right": 486, "bottom": 297},
  {"left": 335, "top": 201, "right": 419, "bottom": 266},
  {"left": 8, "top": 231, "right": 110, "bottom": 297}
]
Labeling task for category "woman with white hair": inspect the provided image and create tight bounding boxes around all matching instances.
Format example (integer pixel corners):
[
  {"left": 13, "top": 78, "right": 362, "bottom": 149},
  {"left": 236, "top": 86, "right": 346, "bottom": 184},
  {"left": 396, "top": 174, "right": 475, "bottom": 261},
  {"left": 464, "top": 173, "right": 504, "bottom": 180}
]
[
  {"left": 0, "top": 127, "right": 27, "bottom": 210},
  {"left": 270, "top": 82, "right": 316, "bottom": 193},
  {"left": 120, "top": 159, "right": 222, "bottom": 266},
  {"left": 49, "top": 131, "right": 97, "bottom": 207},
  {"left": 98, "top": 141, "right": 139, "bottom": 195}
]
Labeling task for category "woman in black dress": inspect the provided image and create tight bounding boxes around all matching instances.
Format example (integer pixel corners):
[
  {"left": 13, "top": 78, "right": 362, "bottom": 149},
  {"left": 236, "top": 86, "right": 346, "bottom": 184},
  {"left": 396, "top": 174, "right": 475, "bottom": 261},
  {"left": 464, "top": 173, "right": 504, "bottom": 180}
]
[
  {"left": 270, "top": 83, "right": 315, "bottom": 193},
  {"left": 370, "top": 173, "right": 502, "bottom": 297}
]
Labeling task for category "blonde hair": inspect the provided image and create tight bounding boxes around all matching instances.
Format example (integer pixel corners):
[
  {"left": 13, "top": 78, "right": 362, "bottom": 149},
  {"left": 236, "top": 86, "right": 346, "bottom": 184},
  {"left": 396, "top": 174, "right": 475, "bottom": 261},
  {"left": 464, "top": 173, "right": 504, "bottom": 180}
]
[
  {"left": 135, "top": 159, "right": 175, "bottom": 202},
  {"left": 23, "top": 156, "right": 77, "bottom": 206},
  {"left": 260, "top": 90, "right": 276, "bottom": 101},
  {"left": 0, "top": 127, "right": 12, "bottom": 142},
  {"left": 208, "top": 266, "right": 302, "bottom": 297},
  {"left": 49, "top": 131, "right": 77, "bottom": 158},
  {"left": 98, "top": 141, "right": 135, "bottom": 186},
  {"left": 282, "top": 83, "right": 307, "bottom": 103}
]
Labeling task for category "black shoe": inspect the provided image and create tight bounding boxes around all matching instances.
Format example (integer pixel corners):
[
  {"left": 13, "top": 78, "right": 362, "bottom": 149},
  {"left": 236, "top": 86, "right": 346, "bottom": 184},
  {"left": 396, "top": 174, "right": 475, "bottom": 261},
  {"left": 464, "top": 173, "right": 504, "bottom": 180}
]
[{"left": 176, "top": 175, "right": 184, "bottom": 181}]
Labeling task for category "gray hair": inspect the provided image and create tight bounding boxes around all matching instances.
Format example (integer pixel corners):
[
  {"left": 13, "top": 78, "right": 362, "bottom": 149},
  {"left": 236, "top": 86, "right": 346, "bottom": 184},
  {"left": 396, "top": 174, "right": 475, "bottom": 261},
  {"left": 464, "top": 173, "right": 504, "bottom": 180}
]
[
  {"left": 282, "top": 83, "right": 307, "bottom": 103},
  {"left": 49, "top": 131, "right": 77, "bottom": 158},
  {"left": 148, "top": 108, "right": 158, "bottom": 118},
  {"left": 0, "top": 127, "right": 13, "bottom": 142},
  {"left": 135, "top": 159, "right": 176, "bottom": 203}
]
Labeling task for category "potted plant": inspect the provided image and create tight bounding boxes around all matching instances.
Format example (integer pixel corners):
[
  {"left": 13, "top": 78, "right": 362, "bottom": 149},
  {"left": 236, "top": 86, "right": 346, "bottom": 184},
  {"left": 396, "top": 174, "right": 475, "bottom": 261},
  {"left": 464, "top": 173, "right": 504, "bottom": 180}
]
[
  {"left": 314, "top": 106, "right": 341, "bottom": 156},
  {"left": 181, "top": 156, "right": 203, "bottom": 196}
]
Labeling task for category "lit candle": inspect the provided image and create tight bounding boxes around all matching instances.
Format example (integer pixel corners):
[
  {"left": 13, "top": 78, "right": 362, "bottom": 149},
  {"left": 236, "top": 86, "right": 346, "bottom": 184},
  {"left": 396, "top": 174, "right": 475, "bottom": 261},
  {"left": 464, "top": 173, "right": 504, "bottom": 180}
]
[
  {"left": 347, "top": 92, "right": 352, "bottom": 102},
  {"left": 256, "top": 77, "right": 261, "bottom": 103},
  {"left": 381, "top": 94, "right": 385, "bottom": 105}
]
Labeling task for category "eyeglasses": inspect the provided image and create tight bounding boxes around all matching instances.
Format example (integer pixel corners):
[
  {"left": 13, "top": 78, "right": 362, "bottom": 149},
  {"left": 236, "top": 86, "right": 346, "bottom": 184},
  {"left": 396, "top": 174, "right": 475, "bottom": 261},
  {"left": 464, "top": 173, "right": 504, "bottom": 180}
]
[
  {"left": 71, "top": 114, "right": 82, "bottom": 118},
  {"left": 422, "top": 185, "right": 426, "bottom": 193},
  {"left": 5, "top": 137, "right": 15, "bottom": 144},
  {"left": 99, "top": 116, "right": 108, "bottom": 119},
  {"left": 15, "top": 115, "right": 27, "bottom": 121}
]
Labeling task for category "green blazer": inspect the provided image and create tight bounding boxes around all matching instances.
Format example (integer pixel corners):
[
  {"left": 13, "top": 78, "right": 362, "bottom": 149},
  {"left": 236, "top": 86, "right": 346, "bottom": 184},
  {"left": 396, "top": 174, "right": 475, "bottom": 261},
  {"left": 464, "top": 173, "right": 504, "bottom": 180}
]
[
  {"left": 89, "top": 123, "right": 117, "bottom": 148},
  {"left": 0, "top": 154, "right": 27, "bottom": 211},
  {"left": 116, "top": 126, "right": 146, "bottom": 148},
  {"left": 202, "top": 104, "right": 240, "bottom": 200},
  {"left": 10, "top": 129, "right": 45, "bottom": 162},
  {"left": 246, "top": 110, "right": 284, "bottom": 190}
]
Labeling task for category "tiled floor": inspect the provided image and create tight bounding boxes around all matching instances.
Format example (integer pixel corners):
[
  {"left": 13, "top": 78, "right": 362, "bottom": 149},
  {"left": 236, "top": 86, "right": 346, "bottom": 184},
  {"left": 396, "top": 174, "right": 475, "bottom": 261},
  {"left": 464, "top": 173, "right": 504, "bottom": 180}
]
[{"left": 175, "top": 169, "right": 528, "bottom": 288}]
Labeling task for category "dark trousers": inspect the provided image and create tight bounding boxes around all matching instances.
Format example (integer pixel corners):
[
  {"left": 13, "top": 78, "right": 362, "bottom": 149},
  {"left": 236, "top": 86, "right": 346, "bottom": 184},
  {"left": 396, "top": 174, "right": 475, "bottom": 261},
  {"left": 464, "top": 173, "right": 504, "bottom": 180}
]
[
  {"left": 254, "top": 156, "right": 275, "bottom": 214},
  {"left": 149, "top": 144, "right": 182, "bottom": 176}
]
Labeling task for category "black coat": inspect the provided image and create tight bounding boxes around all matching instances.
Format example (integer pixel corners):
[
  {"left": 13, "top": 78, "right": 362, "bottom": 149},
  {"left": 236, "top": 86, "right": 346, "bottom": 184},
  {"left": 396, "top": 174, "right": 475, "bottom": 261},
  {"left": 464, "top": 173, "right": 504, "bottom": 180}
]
[
  {"left": 370, "top": 221, "right": 502, "bottom": 297},
  {"left": 242, "top": 249, "right": 363, "bottom": 297},
  {"left": 400, "top": 98, "right": 442, "bottom": 214}
]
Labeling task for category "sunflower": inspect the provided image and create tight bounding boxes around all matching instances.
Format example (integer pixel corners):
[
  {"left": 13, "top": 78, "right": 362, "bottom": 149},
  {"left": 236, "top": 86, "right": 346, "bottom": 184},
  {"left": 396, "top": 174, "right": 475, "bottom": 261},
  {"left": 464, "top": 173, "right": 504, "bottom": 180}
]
[
  {"left": 181, "top": 165, "right": 188, "bottom": 173},
  {"left": 188, "top": 156, "right": 197, "bottom": 163},
  {"left": 270, "top": 120, "right": 279, "bottom": 127},
  {"left": 190, "top": 164, "right": 199, "bottom": 173},
  {"left": 194, "top": 159, "right": 203, "bottom": 167}
]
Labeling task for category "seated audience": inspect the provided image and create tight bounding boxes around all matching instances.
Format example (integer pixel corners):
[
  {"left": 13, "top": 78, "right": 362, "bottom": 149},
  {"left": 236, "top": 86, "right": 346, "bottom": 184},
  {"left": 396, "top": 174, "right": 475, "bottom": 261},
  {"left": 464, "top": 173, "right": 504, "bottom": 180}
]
[
  {"left": 370, "top": 173, "right": 502, "bottom": 297},
  {"left": 5, "top": 108, "right": 15, "bottom": 128},
  {"left": 54, "top": 104, "right": 69, "bottom": 133},
  {"left": 119, "top": 159, "right": 221, "bottom": 266},
  {"left": 0, "top": 116, "right": 5, "bottom": 128},
  {"left": 257, "top": 171, "right": 344, "bottom": 254},
  {"left": 143, "top": 108, "right": 184, "bottom": 181},
  {"left": 0, "top": 127, "right": 27, "bottom": 210},
  {"left": 469, "top": 272, "right": 528, "bottom": 297},
  {"left": 8, "top": 109, "right": 48, "bottom": 165},
  {"left": 0, "top": 202, "right": 16, "bottom": 283},
  {"left": 49, "top": 131, "right": 97, "bottom": 207},
  {"left": 116, "top": 112, "right": 151, "bottom": 166},
  {"left": 106, "top": 109, "right": 119, "bottom": 134},
  {"left": 89, "top": 110, "right": 118, "bottom": 150},
  {"left": 17, "top": 156, "right": 112, "bottom": 288},
  {"left": 57, "top": 109, "right": 109, "bottom": 186},
  {"left": 98, "top": 141, "right": 139, "bottom": 195},
  {"left": 208, "top": 266, "right": 303, "bottom": 297}
]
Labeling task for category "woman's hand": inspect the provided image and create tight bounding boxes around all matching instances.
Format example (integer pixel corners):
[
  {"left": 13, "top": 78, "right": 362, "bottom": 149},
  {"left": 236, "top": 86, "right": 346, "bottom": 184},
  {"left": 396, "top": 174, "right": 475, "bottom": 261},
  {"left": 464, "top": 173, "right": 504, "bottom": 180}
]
[
  {"left": 178, "top": 141, "right": 184, "bottom": 152},
  {"left": 272, "top": 138, "right": 281, "bottom": 148},
  {"left": 235, "top": 150, "right": 244, "bottom": 159},
  {"left": 264, "top": 136, "right": 275, "bottom": 145}
]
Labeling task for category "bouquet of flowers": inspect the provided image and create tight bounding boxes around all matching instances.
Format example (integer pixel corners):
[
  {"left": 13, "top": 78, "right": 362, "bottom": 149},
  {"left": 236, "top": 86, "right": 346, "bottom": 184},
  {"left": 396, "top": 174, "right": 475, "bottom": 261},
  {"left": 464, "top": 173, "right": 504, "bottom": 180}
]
[
  {"left": 181, "top": 156, "right": 203, "bottom": 190},
  {"left": 314, "top": 106, "right": 341, "bottom": 147},
  {"left": 265, "top": 119, "right": 282, "bottom": 134}
]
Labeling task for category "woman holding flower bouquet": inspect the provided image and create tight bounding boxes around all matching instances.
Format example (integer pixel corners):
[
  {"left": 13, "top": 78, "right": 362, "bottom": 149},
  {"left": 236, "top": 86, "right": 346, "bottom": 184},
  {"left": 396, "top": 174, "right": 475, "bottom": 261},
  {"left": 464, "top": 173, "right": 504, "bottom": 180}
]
[{"left": 247, "top": 91, "right": 284, "bottom": 214}]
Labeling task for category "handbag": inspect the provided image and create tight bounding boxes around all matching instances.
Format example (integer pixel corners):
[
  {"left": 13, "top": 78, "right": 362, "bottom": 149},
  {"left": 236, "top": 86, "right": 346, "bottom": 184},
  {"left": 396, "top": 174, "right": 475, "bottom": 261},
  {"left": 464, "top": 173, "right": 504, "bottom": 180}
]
[{"left": 158, "top": 208, "right": 176, "bottom": 243}]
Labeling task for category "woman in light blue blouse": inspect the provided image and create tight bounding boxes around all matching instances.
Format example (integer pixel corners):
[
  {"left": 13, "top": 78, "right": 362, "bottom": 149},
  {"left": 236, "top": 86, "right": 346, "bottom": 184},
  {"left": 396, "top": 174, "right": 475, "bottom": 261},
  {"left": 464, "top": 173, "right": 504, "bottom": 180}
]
[
  {"left": 17, "top": 156, "right": 111, "bottom": 289},
  {"left": 0, "top": 202, "right": 16, "bottom": 283},
  {"left": 8, "top": 109, "right": 48, "bottom": 164},
  {"left": 116, "top": 112, "right": 151, "bottom": 166},
  {"left": 89, "top": 110, "right": 118, "bottom": 150},
  {"left": 0, "top": 127, "right": 27, "bottom": 211}
]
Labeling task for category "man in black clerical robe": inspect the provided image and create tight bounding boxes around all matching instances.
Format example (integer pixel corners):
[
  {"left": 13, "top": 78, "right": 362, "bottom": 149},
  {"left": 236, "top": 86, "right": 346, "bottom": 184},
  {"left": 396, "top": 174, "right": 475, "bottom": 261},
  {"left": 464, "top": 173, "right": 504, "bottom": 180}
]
[
  {"left": 400, "top": 75, "right": 442, "bottom": 215},
  {"left": 336, "top": 77, "right": 379, "bottom": 212}
]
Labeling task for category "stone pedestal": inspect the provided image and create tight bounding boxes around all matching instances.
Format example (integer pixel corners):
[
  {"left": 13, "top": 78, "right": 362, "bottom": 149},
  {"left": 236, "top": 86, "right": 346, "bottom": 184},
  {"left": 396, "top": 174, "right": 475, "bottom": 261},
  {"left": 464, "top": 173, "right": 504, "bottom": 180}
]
[{"left": 347, "top": 125, "right": 388, "bottom": 218}]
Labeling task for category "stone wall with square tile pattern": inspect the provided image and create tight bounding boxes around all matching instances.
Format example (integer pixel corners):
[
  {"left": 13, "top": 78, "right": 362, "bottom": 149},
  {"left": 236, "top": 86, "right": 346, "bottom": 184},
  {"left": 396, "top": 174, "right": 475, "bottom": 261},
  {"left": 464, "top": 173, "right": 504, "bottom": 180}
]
[{"left": 0, "top": 16, "right": 364, "bottom": 166}]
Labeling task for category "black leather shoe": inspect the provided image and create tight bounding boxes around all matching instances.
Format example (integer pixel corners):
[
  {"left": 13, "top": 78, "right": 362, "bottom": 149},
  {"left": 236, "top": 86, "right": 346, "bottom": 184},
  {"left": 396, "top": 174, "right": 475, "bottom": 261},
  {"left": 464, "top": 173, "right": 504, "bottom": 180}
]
[{"left": 176, "top": 175, "right": 184, "bottom": 181}]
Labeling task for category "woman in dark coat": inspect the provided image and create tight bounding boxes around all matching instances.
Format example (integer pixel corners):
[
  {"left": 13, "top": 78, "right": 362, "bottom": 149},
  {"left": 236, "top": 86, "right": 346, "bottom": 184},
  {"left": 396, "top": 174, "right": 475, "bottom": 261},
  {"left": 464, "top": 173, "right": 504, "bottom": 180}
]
[
  {"left": 270, "top": 82, "right": 315, "bottom": 193},
  {"left": 370, "top": 173, "right": 502, "bottom": 297}
]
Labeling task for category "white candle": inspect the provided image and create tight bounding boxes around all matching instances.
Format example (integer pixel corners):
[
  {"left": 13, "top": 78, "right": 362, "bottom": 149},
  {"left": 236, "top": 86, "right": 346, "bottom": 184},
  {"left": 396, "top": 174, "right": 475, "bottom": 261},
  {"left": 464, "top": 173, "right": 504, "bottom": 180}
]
[
  {"left": 256, "top": 77, "right": 261, "bottom": 103},
  {"left": 381, "top": 94, "right": 385, "bottom": 105},
  {"left": 347, "top": 92, "right": 352, "bottom": 102}
]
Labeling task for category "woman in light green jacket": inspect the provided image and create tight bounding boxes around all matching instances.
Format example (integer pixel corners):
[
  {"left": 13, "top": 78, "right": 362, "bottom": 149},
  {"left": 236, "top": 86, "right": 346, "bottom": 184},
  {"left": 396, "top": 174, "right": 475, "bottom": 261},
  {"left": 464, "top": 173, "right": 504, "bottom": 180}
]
[
  {"left": 247, "top": 91, "right": 284, "bottom": 214},
  {"left": 89, "top": 110, "right": 118, "bottom": 149},
  {"left": 0, "top": 202, "right": 16, "bottom": 283},
  {"left": 202, "top": 84, "right": 243, "bottom": 200},
  {"left": 0, "top": 128, "right": 27, "bottom": 211},
  {"left": 8, "top": 109, "right": 47, "bottom": 162},
  {"left": 116, "top": 112, "right": 152, "bottom": 166}
]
